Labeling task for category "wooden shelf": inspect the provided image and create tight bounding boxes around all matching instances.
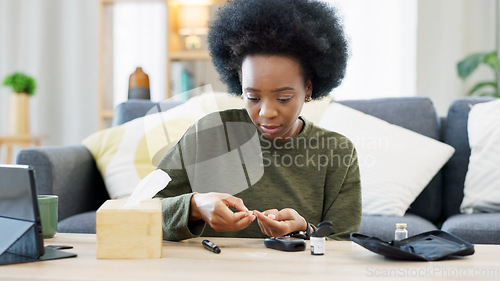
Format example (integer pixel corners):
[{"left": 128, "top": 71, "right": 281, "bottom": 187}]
[
  {"left": 169, "top": 51, "right": 211, "bottom": 61},
  {"left": 101, "top": 0, "right": 164, "bottom": 3},
  {"left": 169, "top": 0, "right": 222, "bottom": 4},
  {"left": 0, "top": 134, "right": 42, "bottom": 164},
  {"left": 97, "top": 0, "right": 225, "bottom": 129},
  {"left": 100, "top": 110, "right": 115, "bottom": 119},
  {"left": 166, "top": 0, "right": 224, "bottom": 100}
]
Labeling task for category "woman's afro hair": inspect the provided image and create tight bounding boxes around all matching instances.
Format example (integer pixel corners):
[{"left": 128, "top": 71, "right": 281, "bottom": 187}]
[{"left": 208, "top": 0, "right": 349, "bottom": 100}]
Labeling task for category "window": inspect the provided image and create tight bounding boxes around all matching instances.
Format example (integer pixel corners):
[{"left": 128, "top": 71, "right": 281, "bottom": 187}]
[
  {"left": 112, "top": 2, "right": 167, "bottom": 106},
  {"left": 326, "top": 0, "right": 418, "bottom": 100}
]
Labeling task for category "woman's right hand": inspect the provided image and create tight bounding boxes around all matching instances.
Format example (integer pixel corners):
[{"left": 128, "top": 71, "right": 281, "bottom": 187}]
[{"left": 189, "top": 192, "right": 256, "bottom": 232}]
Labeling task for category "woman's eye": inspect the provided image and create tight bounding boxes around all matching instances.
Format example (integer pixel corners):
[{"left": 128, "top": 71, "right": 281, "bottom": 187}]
[
  {"left": 247, "top": 96, "right": 259, "bottom": 102},
  {"left": 278, "top": 97, "right": 292, "bottom": 102}
]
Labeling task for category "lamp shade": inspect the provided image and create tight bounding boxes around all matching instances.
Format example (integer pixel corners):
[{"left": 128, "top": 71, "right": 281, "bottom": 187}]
[{"left": 178, "top": 5, "right": 209, "bottom": 35}]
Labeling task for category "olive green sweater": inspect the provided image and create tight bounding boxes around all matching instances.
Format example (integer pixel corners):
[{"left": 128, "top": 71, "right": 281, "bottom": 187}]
[{"left": 155, "top": 109, "right": 361, "bottom": 241}]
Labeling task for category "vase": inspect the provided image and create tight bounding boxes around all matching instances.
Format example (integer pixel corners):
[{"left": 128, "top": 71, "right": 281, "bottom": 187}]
[
  {"left": 128, "top": 67, "right": 151, "bottom": 100},
  {"left": 8, "top": 92, "right": 30, "bottom": 135}
]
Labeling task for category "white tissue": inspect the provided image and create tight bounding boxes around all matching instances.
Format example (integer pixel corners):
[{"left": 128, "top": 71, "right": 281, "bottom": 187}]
[{"left": 124, "top": 169, "right": 171, "bottom": 208}]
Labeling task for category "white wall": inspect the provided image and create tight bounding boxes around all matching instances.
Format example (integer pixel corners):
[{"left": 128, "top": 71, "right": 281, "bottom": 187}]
[
  {"left": 0, "top": 0, "right": 98, "bottom": 146},
  {"left": 417, "top": 0, "right": 497, "bottom": 115},
  {"left": 328, "top": 0, "right": 418, "bottom": 100}
]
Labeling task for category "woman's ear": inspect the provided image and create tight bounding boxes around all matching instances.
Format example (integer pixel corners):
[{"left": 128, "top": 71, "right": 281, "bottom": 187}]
[{"left": 306, "top": 80, "right": 313, "bottom": 97}]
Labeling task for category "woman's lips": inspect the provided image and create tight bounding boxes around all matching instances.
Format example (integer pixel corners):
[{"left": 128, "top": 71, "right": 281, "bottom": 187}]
[{"left": 260, "top": 125, "right": 281, "bottom": 135}]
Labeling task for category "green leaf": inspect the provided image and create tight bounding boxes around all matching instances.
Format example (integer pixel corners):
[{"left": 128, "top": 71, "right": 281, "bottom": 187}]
[
  {"left": 457, "top": 52, "right": 488, "bottom": 79},
  {"left": 466, "top": 81, "right": 497, "bottom": 96},
  {"left": 2, "top": 72, "right": 37, "bottom": 96},
  {"left": 477, "top": 92, "right": 500, "bottom": 97},
  {"left": 485, "top": 51, "right": 500, "bottom": 70}
]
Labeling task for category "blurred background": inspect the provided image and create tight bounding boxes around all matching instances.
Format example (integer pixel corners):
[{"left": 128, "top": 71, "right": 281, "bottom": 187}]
[{"left": 0, "top": 0, "right": 498, "bottom": 153}]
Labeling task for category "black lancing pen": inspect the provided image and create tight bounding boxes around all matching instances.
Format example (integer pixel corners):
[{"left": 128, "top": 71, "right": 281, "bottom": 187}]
[{"left": 202, "top": 239, "right": 221, "bottom": 254}]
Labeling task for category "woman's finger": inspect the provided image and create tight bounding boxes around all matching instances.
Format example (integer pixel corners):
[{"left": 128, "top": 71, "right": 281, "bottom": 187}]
[{"left": 221, "top": 195, "right": 249, "bottom": 212}]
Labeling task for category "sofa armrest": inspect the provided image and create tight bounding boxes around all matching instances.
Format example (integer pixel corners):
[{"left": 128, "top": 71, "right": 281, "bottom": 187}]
[{"left": 17, "top": 145, "right": 109, "bottom": 220}]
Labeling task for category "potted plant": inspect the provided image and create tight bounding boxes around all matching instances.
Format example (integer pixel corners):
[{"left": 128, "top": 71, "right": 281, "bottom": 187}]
[
  {"left": 2, "top": 72, "right": 37, "bottom": 135},
  {"left": 457, "top": 50, "right": 500, "bottom": 98}
]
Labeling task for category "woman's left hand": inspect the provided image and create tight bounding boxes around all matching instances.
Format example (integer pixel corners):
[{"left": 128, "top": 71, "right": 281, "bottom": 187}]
[{"left": 255, "top": 208, "right": 307, "bottom": 237}]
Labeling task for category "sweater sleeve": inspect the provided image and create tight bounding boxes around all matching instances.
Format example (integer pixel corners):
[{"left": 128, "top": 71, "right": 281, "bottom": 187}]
[
  {"left": 155, "top": 140, "right": 206, "bottom": 241},
  {"left": 159, "top": 193, "right": 205, "bottom": 241},
  {"left": 323, "top": 145, "right": 362, "bottom": 241},
  {"left": 154, "top": 110, "right": 250, "bottom": 240}
]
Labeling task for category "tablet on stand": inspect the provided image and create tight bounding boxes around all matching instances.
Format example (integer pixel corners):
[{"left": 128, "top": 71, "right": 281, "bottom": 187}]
[{"left": 0, "top": 164, "right": 76, "bottom": 266}]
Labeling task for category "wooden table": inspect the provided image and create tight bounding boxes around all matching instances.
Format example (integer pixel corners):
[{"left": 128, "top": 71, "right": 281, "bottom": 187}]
[
  {"left": 0, "top": 134, "right": 41, "bottom": 164},
  {"left": 1, "top": 234, "right": 499, "bottom": 281}
]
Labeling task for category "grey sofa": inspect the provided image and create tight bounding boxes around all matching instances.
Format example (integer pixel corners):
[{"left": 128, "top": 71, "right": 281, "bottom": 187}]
[{"left": 17, "top": 96, "right": 500, "bottom": 243}]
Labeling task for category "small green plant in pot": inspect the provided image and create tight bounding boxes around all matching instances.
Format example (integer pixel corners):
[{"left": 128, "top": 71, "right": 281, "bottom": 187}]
[
  {"left": 2, "top": 72, "right": 37, "bottom": 134},
  {"left": 2, "top": 72, "right": 37, "bottom": 95},
  {"left": 457, "top": 50, "right": 500, "bottom": 98}
]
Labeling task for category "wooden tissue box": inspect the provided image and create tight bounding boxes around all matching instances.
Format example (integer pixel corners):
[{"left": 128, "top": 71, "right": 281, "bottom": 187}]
[{"left": 96, "top": 199, "right": 162, "bottom": 259}]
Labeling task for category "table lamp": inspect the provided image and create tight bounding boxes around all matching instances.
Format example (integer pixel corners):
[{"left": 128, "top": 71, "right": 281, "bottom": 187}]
[{"left": 178, "top": 5, "right": 209, "bottom": 50}]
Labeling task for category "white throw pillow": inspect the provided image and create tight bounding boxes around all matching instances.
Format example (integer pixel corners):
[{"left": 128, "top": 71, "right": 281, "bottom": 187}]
[
  {"left": 318, "top": 103, "right": 455, "bottom": 216},
  {"left": 461, "top": 99, "right": 500, "bottom": 214}
]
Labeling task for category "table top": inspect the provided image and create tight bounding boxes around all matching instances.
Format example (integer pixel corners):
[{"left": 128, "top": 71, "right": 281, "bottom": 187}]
[{"left": 1, "top": 233, "right": 499, "bottom": 281}]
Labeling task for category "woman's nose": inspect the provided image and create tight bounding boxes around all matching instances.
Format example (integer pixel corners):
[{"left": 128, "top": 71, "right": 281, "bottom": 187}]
[{"left": 259, "top": 101, "right": 278, "bottom": 119}]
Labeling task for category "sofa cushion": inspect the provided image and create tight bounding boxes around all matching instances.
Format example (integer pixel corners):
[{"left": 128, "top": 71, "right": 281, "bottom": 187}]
[
  {"left": 441, "top": 213, "right": 500, "bottom": 244},
  {"left": 337, "top": 97, "right": 444, "bottom": 223},
  {"left": 442, "top": 97, "right": 496, "bottom": 219},
  {"left": 461, "top": 99, "right": 500, "bottom": 213},
  {"left": 319, "top": 101, "right": 454, "bottom": 217},
  {"left": 59, "top": 212, "right": 441, "bottom": 238},
  {"left": 360, "top": 214, "right": 438, "bottom": 242},
  {"left": 58, "top": 211, "right": 96, "bottom": 234}
]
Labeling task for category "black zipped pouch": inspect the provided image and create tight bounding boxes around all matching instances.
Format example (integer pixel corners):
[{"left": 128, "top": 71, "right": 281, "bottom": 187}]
[{"left": 350, "top": 230, "right": 475, "bottom": 261}]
